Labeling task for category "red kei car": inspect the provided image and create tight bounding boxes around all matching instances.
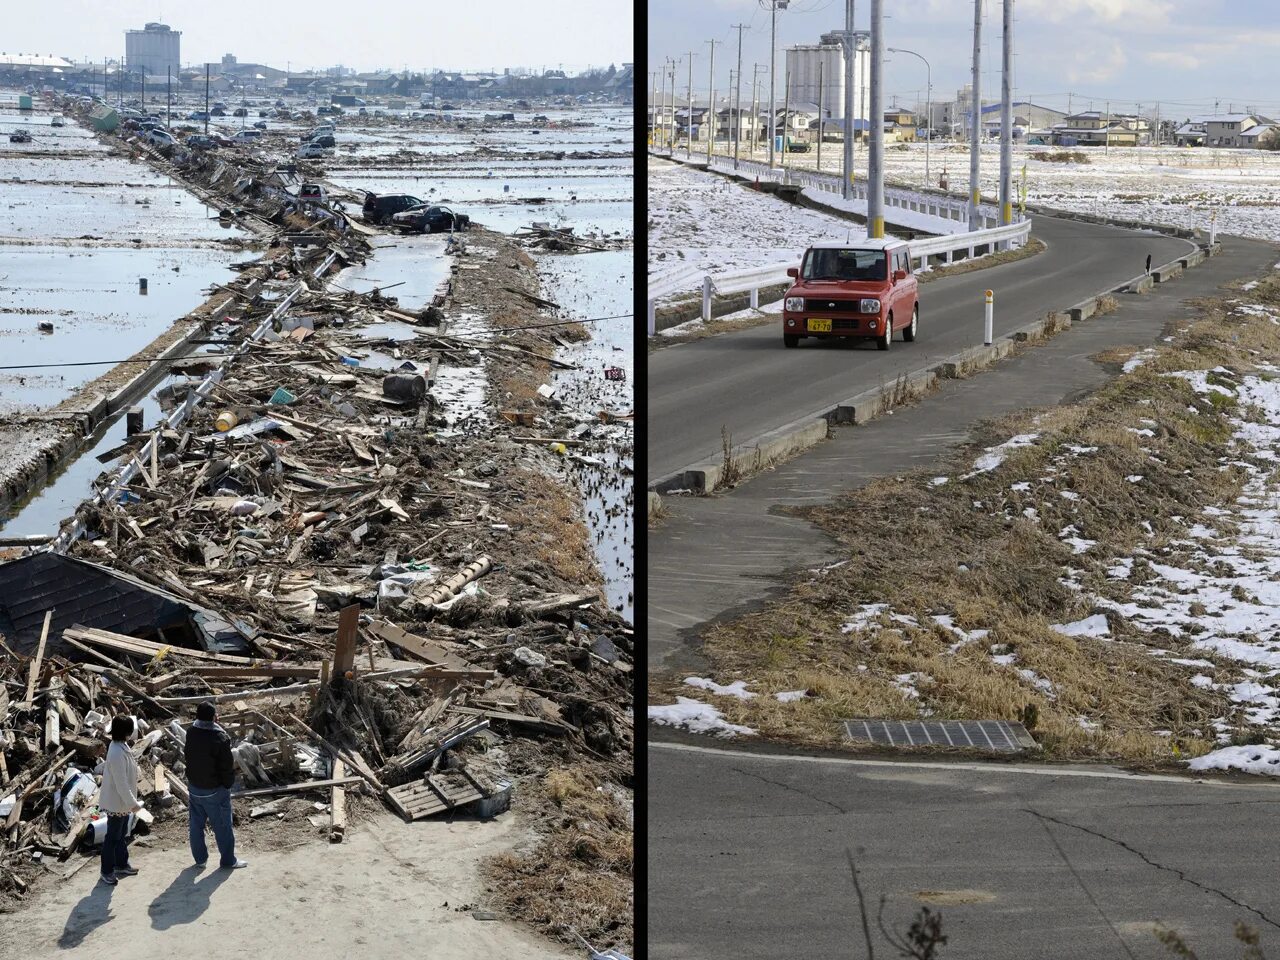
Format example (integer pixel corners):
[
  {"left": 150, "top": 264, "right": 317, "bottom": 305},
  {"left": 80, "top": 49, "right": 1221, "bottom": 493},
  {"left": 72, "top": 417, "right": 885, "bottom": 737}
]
[{"left": 781, "top": 238, "right": 919, "bottom": 350}]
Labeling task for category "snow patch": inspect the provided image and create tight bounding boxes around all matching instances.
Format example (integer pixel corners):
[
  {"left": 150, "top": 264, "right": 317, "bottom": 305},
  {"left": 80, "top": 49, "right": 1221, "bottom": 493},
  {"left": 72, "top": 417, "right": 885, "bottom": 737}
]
[{"left": 648, "top": 697, "right": 757, "bottom": 737}]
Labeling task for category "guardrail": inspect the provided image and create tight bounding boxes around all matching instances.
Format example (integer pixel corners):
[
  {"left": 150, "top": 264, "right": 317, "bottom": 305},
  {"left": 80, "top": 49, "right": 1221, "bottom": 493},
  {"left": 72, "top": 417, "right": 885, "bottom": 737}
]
[{"left": 648, "top": 218, "right": 1032, "bottom": 334}]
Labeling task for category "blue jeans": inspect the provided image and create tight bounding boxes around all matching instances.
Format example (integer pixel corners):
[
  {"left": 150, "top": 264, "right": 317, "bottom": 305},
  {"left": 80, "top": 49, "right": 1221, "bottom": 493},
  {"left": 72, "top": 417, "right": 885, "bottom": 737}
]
[
  {"left": 188, "top": 786, "right": 236, "bottom": 867},
  {"left": 101, "top": 814, "right": 131, "bottom": 877}
]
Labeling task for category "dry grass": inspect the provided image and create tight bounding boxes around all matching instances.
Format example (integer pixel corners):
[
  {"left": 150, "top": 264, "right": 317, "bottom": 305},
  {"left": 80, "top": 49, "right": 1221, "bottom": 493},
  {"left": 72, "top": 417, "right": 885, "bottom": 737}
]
[
  {"left": 651, "top": 270, "right": 1280, "bottom": 765},
  {"left": 508, "top": 467, "right": 599, "bottom": 588},
  {"left": 484, "top": 765, "right": 632, "bottom": 952},
  {"left": 1032, "top": 150, "right": 1091, "bottom": 164}
]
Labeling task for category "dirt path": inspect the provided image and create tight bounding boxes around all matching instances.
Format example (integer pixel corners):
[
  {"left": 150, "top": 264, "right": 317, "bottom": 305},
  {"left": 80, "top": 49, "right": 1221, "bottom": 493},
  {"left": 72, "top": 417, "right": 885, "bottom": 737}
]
[{"left": 0, "top": 811, "right": 574, "bottom": 960}]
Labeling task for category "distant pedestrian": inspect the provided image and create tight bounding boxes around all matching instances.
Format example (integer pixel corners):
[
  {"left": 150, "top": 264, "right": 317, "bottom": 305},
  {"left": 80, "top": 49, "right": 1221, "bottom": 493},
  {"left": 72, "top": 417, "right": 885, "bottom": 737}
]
[
  {"left": 1146, "top": 253, "right": 1152, "bottom": 275},
  {"left": 185, "top": 702, "right": 247, "bottom": 871},
  {"left": 96, "top": 715, "right": 142, "bottom": 886}
]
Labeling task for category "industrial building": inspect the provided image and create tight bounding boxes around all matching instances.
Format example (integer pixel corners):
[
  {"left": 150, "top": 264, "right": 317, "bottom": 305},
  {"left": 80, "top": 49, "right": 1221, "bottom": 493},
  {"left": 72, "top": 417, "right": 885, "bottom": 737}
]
[
  {"left": 784, "top": 33, "right": 869, "bottom": 130},
  {"left": 125, "top": 22, "right": 181, "bottom": 79}
]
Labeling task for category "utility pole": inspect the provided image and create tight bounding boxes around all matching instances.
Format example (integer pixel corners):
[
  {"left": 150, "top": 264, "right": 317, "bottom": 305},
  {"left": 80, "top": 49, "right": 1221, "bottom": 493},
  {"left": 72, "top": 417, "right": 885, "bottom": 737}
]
[
  {"left": 781, "top": 66, "right": 791, "bottom": 167},
  {"left": 707, "top": 39, "right": 718, "bottom": 163},
  {"left": 817, "top": 58, "right": 824, "bottom": 172},
  {"left": 999, "top": 0, "right": 1014, "bottom": 226},
  {"left": 658, "top": 62, "right": 667, "bottom": 149},
  {"left": 867, "top": 0, "right": 884, "bottom": 237},
  {"left": 650, "top": 72, "right": 657, "bottom": 146},
  {"left": 204, "top": 63, "right": 210, "bottom": 135},
  {"left": 167, "top": 67, "right": 171, "bottom": 129},
  {"left": 669, "top": 58, "right": 679, "bottom": 150},
  {"left": 685, "top": 51, "right": 695, "bottom": 159},
  {"left": 764, "top": 0, "right": 789, "bottom": 168},
  {"left": 1105, "top": 99, "right": 1110, "bottom": 154},
  {"left": 843, "top": 0, "right": 856, "bottom": 199},
  {"left": 732, "top": 23, "right": 748, "bottom": 168},
  {"left": 747, "top": 64, "right": 757, "bottom": 154},
  {"left": 968, "top": 0, "right": 983, "bottom": 230}
]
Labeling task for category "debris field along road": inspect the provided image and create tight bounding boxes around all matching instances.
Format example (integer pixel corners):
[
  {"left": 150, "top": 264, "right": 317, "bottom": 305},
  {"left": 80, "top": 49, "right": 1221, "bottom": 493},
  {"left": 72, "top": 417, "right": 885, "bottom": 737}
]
[
  {"left": 647, "top": 213, "right": 1193, "bottom": 484},
  {"left": 1, "top": 88, "right": 633, "bottom": 957},
  {"left": 0, "top": 810, "right": 574, "bottom": 959},
  {"left": 649, "top": 740, "right": 1280, "bottom": 960}
]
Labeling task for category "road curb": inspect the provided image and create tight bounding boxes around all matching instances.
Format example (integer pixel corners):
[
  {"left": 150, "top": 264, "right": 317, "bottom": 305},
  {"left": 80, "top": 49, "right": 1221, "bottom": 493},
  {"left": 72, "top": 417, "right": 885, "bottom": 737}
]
[{"left": 650, "top": 240, "right": 1213, "bottom": 496}]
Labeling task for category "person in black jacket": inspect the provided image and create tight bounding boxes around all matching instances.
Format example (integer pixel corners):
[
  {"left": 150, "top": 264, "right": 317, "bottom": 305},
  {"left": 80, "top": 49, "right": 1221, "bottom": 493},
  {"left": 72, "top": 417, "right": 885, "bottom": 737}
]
[{"left": 185, "top": 702, "right": 247, "bottom": 870}]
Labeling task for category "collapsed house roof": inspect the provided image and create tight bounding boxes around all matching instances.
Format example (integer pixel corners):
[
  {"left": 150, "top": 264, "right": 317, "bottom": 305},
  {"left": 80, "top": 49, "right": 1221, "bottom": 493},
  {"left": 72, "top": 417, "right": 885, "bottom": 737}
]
[{"left": 0, "top": 552, "right": 253, "bottom": 657}]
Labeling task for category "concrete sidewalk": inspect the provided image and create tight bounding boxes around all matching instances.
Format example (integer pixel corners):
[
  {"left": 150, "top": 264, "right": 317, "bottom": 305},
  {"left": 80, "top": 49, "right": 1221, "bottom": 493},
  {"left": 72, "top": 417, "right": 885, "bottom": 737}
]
[{"left": 647, "top": 232, "right": 1280, "bottom": 673}]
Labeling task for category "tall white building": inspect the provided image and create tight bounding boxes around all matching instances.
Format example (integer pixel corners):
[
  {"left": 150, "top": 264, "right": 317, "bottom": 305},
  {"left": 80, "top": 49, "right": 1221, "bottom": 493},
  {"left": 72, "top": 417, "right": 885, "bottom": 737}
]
[
  {"left": 784, "top": 32, "right": 869, "bottom": 124},
  {"left": 125, "top": 22, "right": 181, "bottom": 78}
]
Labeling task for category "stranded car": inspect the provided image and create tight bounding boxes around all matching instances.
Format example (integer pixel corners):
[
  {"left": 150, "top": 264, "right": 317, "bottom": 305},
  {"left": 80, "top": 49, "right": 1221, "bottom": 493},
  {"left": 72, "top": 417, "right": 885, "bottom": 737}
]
[
  {"left": 781, "top": 238, "right": 919, "bottom": 350},
  {"left": 298, "top": 183, "right": 328, "bottom": 204},
  {"left": 296, "top": 142, "right": 332, "bottom": 159},
  {"left": 362, "top": 192, "right": 425, "bottom": 225},
  {"left": 391, "top": 204, "right": 470, "bottom": 233}
]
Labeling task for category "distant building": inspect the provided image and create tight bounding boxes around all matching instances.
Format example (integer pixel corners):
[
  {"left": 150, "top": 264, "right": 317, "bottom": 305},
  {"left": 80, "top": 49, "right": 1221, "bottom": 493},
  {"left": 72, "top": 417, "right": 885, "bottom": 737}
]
[
  {"left": 126, "top": 22, "right": 181, "bottom": 79},
  {"left": 1051, "top": 111, "right": 1144, "bottom": 147},
  {"left": 784, "top": 35, "right": 869, "bottom": 125},
  {"left": 978, "top": 101, "right": 1066, "bottom": 135},
  {"left": 1174, "top": 120, "right": 1207, "bottom": 146},
  {"left": 1202, "top": 114, "right": 1274, "bottom": 147}
]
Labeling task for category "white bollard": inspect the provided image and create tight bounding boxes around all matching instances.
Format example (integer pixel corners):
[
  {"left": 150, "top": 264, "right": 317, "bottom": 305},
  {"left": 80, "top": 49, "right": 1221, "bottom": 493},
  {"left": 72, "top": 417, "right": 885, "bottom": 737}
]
[
  {"left": 984, "top": 289, "right": 994, "bottom": 346},
  {"left": 648, "top": 298, "right": 657, "bottom": 337},
  {"left": 750, "top": 286, "right": 759, "bottom": 310},
  {"left": 701, "top": 275, "right": 714, "bottom": 323}
]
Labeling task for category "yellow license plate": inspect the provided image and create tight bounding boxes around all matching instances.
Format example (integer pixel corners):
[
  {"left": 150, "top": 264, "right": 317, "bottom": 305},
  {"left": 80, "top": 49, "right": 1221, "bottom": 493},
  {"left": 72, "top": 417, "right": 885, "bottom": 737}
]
[{"left": 808, "top": 319, "right": 832, "bottom": 333}]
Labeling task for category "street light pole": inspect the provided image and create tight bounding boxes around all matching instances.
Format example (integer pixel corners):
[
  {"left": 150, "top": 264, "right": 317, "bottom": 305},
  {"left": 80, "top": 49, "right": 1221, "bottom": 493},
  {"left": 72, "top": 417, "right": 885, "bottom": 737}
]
[
  {"left": 888, "top": 47, "right": 930, "bottom": 187},
  {"left": 685, "top": 51, "right": 694, "bottom": 159}
]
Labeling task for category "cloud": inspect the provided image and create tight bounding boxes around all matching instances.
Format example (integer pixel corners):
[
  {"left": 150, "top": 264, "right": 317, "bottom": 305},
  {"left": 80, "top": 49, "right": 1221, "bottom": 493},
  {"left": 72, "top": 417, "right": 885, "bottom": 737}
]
[
  {"left": 1068, "top": 40, "right": 1127, "bottom": 83},
  {"left": 1021, "top": 0, "right": 1172, "bottom": 24},
  {"left": 1145, "top": 49, "right": 1202, "bottom": 70}
]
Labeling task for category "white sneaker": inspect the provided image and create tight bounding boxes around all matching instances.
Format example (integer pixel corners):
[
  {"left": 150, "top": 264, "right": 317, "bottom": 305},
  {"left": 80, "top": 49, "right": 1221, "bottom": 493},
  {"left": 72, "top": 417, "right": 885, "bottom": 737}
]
[{"left": 222, "top": 859, "right": 249, "bottom": 870}]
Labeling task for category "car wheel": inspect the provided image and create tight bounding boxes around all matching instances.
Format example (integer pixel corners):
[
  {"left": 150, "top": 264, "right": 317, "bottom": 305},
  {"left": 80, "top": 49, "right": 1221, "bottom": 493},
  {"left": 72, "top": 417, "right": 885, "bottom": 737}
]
[
  {"left": 903, "top": 303, "right": 918, "bottom": 342},
  {"left": 784, "top": 334, "right": 799, "bottom": 348},
  {"left": 877, "top": 315, "right": 892, "bottom": 351}
]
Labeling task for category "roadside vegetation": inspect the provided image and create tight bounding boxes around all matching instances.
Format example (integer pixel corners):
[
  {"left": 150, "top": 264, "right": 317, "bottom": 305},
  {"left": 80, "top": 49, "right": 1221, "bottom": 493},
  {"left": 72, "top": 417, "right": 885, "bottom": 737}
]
[
  {"left": 652, "top": 269, "right": 1280, "bottom": 767},
  {"left": 1031, "top": 149, "right": 1091, "bottom": 164}
]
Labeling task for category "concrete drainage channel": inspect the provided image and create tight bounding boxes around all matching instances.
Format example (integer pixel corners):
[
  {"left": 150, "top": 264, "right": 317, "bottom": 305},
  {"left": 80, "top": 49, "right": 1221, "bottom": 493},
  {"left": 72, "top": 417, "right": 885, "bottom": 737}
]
[{"left": 647, "top": 239, "right": 1218, "bottom": 519}]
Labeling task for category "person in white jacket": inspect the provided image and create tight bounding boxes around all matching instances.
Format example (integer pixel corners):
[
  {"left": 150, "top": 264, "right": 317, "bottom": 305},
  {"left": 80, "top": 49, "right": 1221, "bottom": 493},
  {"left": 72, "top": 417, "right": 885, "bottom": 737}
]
[{"left": 96, "top": 715, "right": 142, "bottom": 886}]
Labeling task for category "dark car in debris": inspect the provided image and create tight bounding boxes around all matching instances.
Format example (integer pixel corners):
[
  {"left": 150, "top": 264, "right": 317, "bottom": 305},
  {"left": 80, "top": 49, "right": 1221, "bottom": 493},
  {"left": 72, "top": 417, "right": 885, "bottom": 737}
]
[
  {"left": 362, "top": 192, "right": 426, "bottom": 225},
  {"left": 391, "top": 204, "right": 470, "bottom": 233}
]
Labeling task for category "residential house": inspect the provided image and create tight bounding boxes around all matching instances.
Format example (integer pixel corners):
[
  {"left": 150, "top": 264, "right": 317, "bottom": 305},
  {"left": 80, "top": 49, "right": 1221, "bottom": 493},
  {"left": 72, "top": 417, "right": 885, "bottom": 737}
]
[
  {"left": 1239, "top": 123, "right": 1278, "bottom": 149},
  {"left": 1174, "top": 120, "right": 1207, "bottom": 146},
  {"left": 977, "top": 101, "right": 1066, "bottom": 136},
  {"left": 885, "top": 107, "right": 917, "bottom": 142},
  {"left": 1051, "top": 111, "right": 1140, "bottom": 147},
  {"left": 1203, "top": 114, "right": 1271, "bottom": 147}
]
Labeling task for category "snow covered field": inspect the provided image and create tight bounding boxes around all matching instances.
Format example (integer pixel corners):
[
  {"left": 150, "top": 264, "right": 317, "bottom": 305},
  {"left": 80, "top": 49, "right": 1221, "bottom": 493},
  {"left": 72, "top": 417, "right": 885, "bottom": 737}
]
[
  {"left": 720, "top": 142, "right": 1280, "bottom": 243},
  {"left": 647, "top": 157, "right": 870, "bottom": 290}
]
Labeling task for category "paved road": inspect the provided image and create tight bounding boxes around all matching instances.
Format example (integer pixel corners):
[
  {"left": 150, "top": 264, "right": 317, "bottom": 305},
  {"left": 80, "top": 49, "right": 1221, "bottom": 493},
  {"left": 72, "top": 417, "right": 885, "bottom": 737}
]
[
  {"left": 650, "top": 739, "right": 1280, "bottom": 960},
  {"left": 648, "top": 215, "right": 1193, "bottom": 483}
]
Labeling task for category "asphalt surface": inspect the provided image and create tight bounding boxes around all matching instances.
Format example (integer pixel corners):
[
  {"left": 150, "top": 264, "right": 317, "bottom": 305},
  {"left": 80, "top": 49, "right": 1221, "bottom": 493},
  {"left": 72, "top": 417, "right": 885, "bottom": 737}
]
[
  {"left": 648, "top": 214, "right": 1194, "bottom": 484},
  {"left": 650, "top": 740, "right": 1280, "bottom": 960}
]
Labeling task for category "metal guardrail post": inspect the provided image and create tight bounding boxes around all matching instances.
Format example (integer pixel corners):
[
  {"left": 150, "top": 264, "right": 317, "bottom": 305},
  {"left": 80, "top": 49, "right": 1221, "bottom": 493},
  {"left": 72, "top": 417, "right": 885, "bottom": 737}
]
[
  {"left": 702, "top": 276, "right": 714, "bottom": 322},
  {"left": 648, "top": 298, "right": 657, "bottom": 337}
]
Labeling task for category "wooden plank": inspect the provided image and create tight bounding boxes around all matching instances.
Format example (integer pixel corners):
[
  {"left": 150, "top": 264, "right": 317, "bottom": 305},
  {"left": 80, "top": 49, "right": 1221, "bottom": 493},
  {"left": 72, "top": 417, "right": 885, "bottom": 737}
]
[
  {"left": 232, "top": 776, "right": 362, "bottom": 799},
  {"left": 64, "top": 626, "right": 257, "bottom": 665},
  {"left": 450, "top": 705, "right": 572, "bottom": 734},
  {"left": 364, "top": 619, "right": 471, "bottom": 671},
  {"left": 189, "top": 663, "right": 325, "bottom": 680},
  {"left": 332, "top": 604, "right": 359, "bottom": 677},
  {"left": 163, "top": 768, "right": 189, "bottom": 804},
  {"left": 284, "top": 713, "right": 384, "bottom": 793},
  {"left": 23, "top": 610, "right": 54, "bottom": 705},
  {"left": 329, "top": 759, "right": 345, "bottom": 843}
]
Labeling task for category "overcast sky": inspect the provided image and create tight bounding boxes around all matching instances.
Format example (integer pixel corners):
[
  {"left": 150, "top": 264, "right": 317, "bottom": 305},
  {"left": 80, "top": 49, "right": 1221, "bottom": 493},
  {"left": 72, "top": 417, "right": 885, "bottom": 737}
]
[
  {"left": 648, "top": 0, "right": 1280, "bottom": 118},
  {"left": 6, "top": 0, "right": 633, "bottom": 74}
]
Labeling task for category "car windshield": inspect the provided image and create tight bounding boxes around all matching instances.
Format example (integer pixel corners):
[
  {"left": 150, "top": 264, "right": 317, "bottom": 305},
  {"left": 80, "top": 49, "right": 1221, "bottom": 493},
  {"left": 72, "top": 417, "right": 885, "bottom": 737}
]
[{"left": 802, "top": 248, "right": 887, "bottom": 281}]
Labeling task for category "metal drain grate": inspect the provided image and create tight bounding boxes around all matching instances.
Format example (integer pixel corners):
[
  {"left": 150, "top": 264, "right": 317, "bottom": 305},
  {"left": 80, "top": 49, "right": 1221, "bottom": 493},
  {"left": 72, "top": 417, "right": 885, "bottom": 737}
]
[{"left": 841, "top": 719, "right": 1037, "bottom": 753}]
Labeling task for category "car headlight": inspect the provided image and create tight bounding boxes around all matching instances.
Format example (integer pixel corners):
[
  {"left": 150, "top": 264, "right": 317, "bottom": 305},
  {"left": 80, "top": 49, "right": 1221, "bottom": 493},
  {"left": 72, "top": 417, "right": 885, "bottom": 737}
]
[
  {"left": 860, "top": 298, "right": 881, "bottom": 313},
  {"left": 785, "top": 297, "right": 805, "bottom": 311}
]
